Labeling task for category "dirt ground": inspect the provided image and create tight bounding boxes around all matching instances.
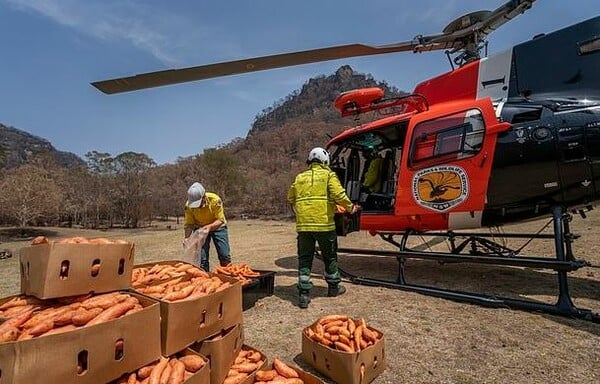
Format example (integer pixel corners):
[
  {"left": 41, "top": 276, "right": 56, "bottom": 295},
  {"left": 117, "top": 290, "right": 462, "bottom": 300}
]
[{"left": 0, "top": 211, "right": 599, "bottom": 384}]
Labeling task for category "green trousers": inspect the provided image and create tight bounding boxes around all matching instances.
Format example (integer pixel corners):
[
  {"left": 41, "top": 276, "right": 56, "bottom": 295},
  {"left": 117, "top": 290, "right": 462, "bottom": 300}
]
[{"left": 297, "top": 230, "right": 341, "bottom": 293}]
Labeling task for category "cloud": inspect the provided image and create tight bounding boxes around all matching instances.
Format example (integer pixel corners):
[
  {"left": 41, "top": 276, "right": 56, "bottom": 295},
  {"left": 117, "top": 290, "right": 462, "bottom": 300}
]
[{"left": 3, "top": 0, "right": 183, "bottom": 65}]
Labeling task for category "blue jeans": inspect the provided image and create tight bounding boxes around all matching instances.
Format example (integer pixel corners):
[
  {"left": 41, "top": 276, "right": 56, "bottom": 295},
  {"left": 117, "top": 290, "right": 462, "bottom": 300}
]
[{"left": 198, "top": 226, "right": 231, "bottom": 272}]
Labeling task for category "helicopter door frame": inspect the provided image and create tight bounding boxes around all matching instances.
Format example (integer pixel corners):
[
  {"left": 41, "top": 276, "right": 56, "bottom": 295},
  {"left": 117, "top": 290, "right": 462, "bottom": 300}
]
[{"left": 398, "top": 98, "right": 509, "bottom": 231}]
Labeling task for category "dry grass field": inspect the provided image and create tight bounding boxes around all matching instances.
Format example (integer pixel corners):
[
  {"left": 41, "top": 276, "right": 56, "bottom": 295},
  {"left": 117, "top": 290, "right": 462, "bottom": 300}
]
[{"left": 0, "top": 211, "right": 599, "bottom": 384}]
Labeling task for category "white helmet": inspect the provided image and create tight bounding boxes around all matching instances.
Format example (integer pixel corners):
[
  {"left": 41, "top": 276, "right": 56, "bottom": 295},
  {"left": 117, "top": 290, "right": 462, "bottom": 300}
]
[{"left": 307, "top": 147, "right": 330, "bottom": 165}]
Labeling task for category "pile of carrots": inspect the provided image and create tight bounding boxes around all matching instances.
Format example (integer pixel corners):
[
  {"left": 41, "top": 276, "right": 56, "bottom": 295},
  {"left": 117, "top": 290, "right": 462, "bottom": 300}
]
[
  {"left": 223, "top": 347, "right": 265, "bottom": 384},
  {"left": 31, "top": 236, "right": 129, "bottom": 245},
  {"left": 0, "top": 292, "right": 143, "bottom": 343},
  {"left": 114, "top": 353, "right": 206, "bottom": 384},
  {"left": 252, "top": 358, "right": 304, "bottom": 384},
  {"left": 134, "top": 275, "right": 231, "bottom": 302},
  {"left": 304, "top": 314, "right": 381, "bottom": 353},
  {"left": 215, "top": 263, "right": 260, "bottom": 286},
  {"left": 132, "top": 263, "right": 209, "bottom": 286}
]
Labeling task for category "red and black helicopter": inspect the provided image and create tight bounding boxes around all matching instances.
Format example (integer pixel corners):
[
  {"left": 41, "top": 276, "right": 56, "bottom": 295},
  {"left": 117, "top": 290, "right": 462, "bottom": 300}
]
[{"left": 92, "top": 0, "right": 600, "bottom": 322}]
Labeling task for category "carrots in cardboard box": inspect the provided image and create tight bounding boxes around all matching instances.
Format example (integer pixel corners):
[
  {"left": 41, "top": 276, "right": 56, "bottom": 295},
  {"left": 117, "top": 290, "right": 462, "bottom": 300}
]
[
  {"left": 134, "top": 275, "right": 231, "bottom": 302},
  {"left": 131, "top": 262, "right": 209, "bottom": 287},
  {"left": 31, "top": 236, "right": 129, "bottom": 245},
  {"left": 304, "top": 315, "right": 382, "bottom": 353},
  {"left": 113, "top": 353, "right": 207, "bottom": 384},
  {"left": 253, "top": 359, "right": 305, "bottom": 384},
  {"left": 223, "top": 347, "right": 264, "bottom": 384},
  {"left": 0, "top": 293, "right": 143, "bottom": 344}
]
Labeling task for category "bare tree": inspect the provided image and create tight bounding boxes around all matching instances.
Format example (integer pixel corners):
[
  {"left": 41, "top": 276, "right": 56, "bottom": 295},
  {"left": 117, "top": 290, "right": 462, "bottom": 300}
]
[{"left": 0, "top": 164, "right": 62, "bottom": 227}]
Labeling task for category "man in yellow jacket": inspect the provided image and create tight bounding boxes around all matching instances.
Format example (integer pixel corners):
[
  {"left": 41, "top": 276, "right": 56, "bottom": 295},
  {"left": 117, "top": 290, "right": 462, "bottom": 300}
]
[
  {"left": 184, "top": 182, "right": 232, "bottom": 271},
  {"left": 287, "top": 147, "right": 358, "bottom": 309}
]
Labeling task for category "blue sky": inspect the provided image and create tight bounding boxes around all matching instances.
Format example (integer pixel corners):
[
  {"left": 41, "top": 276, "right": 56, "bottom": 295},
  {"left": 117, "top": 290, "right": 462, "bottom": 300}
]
[{"left": 0, "top": 0, "right": 598, "bottom": 164}]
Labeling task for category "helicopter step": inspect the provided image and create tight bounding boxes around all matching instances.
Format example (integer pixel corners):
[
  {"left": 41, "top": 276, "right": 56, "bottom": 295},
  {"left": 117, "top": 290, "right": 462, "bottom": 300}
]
[{"left": 337, "top": 205, "right": 599, "bottom": 323}]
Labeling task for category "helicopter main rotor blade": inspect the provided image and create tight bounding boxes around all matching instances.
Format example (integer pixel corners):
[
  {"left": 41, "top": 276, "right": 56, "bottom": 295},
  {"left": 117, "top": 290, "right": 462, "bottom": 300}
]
[
  {"left": 92, "top": 41, "right": 427, "bottom": 94},
  {"left": 91, "top": 0, "right": 536, "bottom": 94}
]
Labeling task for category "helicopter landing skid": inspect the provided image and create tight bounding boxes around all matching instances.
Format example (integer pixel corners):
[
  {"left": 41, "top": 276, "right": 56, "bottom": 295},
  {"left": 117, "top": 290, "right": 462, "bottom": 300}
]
[{"left": 337, "top": 206, "right": 599, "bottom": 323}]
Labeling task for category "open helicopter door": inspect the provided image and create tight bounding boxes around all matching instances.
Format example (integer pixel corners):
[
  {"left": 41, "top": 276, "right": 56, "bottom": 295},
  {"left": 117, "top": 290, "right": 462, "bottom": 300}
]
[
  {"left": 400, "top": 98, "right": 510, "bottom": 231},
  {"left": 345, "top": 148, "right": 361, "bottom": 201}
]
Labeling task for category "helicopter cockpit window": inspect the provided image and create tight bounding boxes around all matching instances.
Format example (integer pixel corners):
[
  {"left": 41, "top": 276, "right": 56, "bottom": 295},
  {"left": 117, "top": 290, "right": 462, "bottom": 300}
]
[{"left": 411, "top": 109, "right": 484, "bottom": 166}]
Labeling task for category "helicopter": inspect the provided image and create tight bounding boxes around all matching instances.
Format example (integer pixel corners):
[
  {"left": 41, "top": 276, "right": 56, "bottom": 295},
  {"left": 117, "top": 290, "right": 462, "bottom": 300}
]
[{"left": 92, "top": 0, "right": 600, "bottom": 322}]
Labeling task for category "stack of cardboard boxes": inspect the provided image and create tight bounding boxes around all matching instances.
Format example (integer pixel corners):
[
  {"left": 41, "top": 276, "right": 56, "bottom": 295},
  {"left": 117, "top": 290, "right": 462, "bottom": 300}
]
[
  {"left": 127, "top": 260, "right": 248, "bottom": 384},
  {"left": 0, "top": 239, "right": 384, "bottom": 383},
  {"left": 0, "top": 240, "right": 162, "bottom": 383}
]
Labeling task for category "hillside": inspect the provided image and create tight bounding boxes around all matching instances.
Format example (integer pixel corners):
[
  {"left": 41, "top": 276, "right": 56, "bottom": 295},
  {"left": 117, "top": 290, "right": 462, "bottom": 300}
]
[
  {"left": 0, "top": 65, "right": 408, "bottom": 224},
  {"left": 0, "top": 124, "right": 85, "bottom": 170}
]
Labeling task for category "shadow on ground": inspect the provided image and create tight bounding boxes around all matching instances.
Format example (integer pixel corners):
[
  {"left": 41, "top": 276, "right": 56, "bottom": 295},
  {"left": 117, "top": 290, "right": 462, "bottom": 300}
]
[{"left": 273, "top": 253, "right": 600, "bottom": 333}]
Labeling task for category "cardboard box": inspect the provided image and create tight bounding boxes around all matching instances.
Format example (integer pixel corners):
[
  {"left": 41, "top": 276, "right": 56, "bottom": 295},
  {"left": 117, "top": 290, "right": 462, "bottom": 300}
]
[
  {"left": 110, "top": 348, "right": 210, "bottom": 384},
  {"left": 134, "top": 274, "right": 243, "bottom": 356},
  {"left": 301, "top": 320, "right": 386, "bottom": 384},
  {"left": 20, "top": 242, "right": 135, "bottom": 299},
  {"left": 190, "top": 323, "right": 243, "bottom": 384},
  {"left": 0, "top": 292, "right": 161, "bottom": 384}
]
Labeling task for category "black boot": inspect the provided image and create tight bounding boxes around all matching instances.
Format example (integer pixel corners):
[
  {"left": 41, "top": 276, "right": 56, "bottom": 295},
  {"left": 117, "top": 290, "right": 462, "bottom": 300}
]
[
  {"left": 298, "top": 291, "right": 311, "bottom": 309},
  {"left": 327, "top": 284, "right": 346, "bottom": 297}
]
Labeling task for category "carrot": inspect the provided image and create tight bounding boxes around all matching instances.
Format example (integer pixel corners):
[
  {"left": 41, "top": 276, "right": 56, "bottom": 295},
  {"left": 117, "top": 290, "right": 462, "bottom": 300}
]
[
  {"left": 255, "top": 370, "right": 278, "bottom": 381},
  {"left": 162, "top": 285, "right": 194, "bottom": 302},
  {"left": 223, "top": 374, "right": 246, "bottom": 384},
  {"left": 148, "top": 357, "right": 169, "bottom": 384},
  {"left": 0, "top": 297, "right": 28, "bottom": 310},
  {"left": 0, "top": 326, "right": 19, "bottom": 343},
  {"left": 31, "top": 236, "right": 49, "bottom": 245},
  {"left": 273, "top": 359, "right": 299, "bottom": 378},
  {"left": 179, "top": 355, "right": 205, "bottom": 372},
  {"left": 334, "top": 341, "right": 354, "bottom": 353},
  {"left": 29, "top": 318, "right": 55, "bottom": 336},
  {"left": 230, "top": 362, "right": 257, "bottom": 373},
  {"left": 158, "top": 360, "right": 172, "bottom": 384},
  {"left": 0, "top": 308, "right": 34, "bottom": 331},
  {"left": 72, "top": 307, "right": 103, "bottom": 326},
  {"left": 362, "top": 326, "right": 378, "bottom": 343},
  {"left": 354, "top": 325, "right": 363, "bottom": 352},
  {"left": 138, "top": 363, "right": 157, "bottom": 379},
  {"left": 167, "top": 360, "right": 186, "bottom": 384},
  {"left": 86, "top": 297, "right": 138, "bottom": 326},
  {"left": 40, "top": 324, "right": 77, "bottom": 337},
  {"left": 319, "top": 314, "right": 348, "bottom": 324},
  {"left": 247, "top": 351, "right": 262, "bottom": 363}
]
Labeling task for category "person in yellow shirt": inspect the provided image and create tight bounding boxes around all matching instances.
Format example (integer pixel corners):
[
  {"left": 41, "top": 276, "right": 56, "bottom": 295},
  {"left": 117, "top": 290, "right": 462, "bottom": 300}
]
[
  {"left": 362, "top": 150, "right": 383, "bottom": 193},
  {"left": 184, "top": 182, "right": 231, "bottom": 271},
  {"left": 287, "top": 147, "right": 358, "bottom": 309}
]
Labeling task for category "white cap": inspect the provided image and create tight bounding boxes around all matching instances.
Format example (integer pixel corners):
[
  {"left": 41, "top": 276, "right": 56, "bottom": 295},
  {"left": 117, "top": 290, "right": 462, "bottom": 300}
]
[{"left": 187, "top": 182, "right": 205, "bottom": 208}]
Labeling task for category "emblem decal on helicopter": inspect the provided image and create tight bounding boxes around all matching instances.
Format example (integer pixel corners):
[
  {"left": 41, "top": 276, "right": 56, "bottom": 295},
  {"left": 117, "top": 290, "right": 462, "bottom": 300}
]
[{"left": 413, "top": 166, "right": 469, "bottom": 212}]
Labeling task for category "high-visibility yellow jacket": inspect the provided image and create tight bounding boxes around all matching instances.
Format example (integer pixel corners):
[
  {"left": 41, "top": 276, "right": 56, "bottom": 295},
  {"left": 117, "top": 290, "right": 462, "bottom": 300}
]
[
  {"left": 287, "top": 163, "right": 354, "bottom": 232},
  {"left": 363, "top": 156, "right": 383, "bottom": 193}
]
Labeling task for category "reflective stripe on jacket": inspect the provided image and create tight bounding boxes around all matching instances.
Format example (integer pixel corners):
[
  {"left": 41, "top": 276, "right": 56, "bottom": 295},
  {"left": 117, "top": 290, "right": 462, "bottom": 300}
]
[{"left": 287, "top": 163, "right": 353, "bottom": 232}]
